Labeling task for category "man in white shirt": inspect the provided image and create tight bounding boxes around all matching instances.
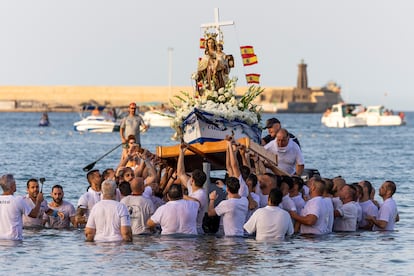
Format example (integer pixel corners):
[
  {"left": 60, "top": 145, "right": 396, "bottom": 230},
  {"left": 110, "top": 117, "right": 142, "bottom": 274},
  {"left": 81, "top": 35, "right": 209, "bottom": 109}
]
[
  {"left": 244, "top": 188, "right": 293, "bottom": 241},
  {"left": 121, "top": 177, "right": 154, "bottom": 235},
  {"left": 147, "top": 184, "right": 199, "bottom": 235},
  {"left": 289, "top": 178, "right": 330, "bottom": 235},
  {"left": 177, "top": 144, "right": 208, "bottom": 234},
  {"left": 85, "top": 180, "right": 132, "bottom": 242},
  {"left": 0, "top": 174, "right": 44, "bottom": 240},
  {"left": 264, "top": 128, "right": 304, "bottom": 176},
  {"left": 208, "top": 177, "right": 248, "bottom": 237},
  {"left": 358, "top": 180, "right": 379, "bottom": 230},
  {"left": 366, "top": 180, "right": 399, "bottom": 231},
  {"left": 333, "top": 185, "right": 358, "bottom": 232},
  {"left": 76, "top": 169, "right": 102, "bottom": 227}
]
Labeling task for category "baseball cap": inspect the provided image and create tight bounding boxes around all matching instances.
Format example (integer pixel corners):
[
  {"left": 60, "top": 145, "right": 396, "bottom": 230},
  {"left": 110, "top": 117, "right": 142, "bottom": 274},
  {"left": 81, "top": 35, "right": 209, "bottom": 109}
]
[
  {"left": 265, "top": 118, "right": 281, "bottom": 128},
  {"left": 129, "top": 102, "right": 137, "bottom": 108}
]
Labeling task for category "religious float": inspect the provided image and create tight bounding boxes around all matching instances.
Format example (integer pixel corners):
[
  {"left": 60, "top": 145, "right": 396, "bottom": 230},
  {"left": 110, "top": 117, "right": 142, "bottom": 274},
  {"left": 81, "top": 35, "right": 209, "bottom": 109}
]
[{"left": 156, "top": 8, "right": 272, "bottom": 171}]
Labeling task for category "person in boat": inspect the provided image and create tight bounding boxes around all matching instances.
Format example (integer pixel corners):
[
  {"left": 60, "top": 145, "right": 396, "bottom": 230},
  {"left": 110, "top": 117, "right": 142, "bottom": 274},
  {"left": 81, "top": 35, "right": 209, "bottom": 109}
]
[
  {"left": 46, "top": 184, "right": 77, "bottom": 229},
  {"left": 244, "top": 187, "right": 294, "bottom": 241},
  {"left": 264, "top": 128, "right": 304, "bottom": 176},
  {"left": 366, "top": 180, "right": 399, "bottom": 231},
  {"left": 196, "top": 36, "right": 227, "bottom": 93},
  {"left": 261, "top": 118, "right": 301, "bottom": 148},
  {"left": 0, "top": 174, "right": 45, "bottom": 240},
  {"left": 120, "top": 102, "right": 148, "bottom": 147},
  {"left": 85, "top": 180, "right": 132, "bottom": 242}
]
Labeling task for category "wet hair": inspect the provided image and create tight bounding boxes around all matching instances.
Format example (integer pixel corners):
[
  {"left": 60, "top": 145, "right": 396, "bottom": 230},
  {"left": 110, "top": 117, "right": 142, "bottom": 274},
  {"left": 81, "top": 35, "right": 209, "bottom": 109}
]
[
  {"left": 323, "top": 178, "right": 333, "bottom": 195},
  {"left": 26, "top": 178, "right": 38, "bottom": 188},
  {"left": 119, "top": 181, "right": 131, "bottom": 197},
  {"left": 168, "top": 184, "right": 183, "bottom": 200},
  {"left": 279, "top": 175, "right": 294, "bottom": 190},
  {"left": 351, "top": 183, "right": 362, "bottom": 201},
  {"left": 360, "top": 180, "right": 373, "bottom": 197},
  {"left": 52, "top": 184, "right": 63, "bottom": 191},
  {"left": 247, "top": 173, "right": 258, "bottom": 188},
  {"left": 385, "top": 180, "right": 396, "bottom": 195},
  {"left": 225, "top": 177, "right": 240, "bottom": 194},
  {"left": 191, "top": 169, "right": 207, "bottom": 188},
  {"left": 268, "top": 188, "right": 283, "bottom": 206},
  {"left": 0, "top": 174, "right": 15, "bottom": 192},
  {"left": 292, "top": 176, "right": 304, "bottom": 191}
]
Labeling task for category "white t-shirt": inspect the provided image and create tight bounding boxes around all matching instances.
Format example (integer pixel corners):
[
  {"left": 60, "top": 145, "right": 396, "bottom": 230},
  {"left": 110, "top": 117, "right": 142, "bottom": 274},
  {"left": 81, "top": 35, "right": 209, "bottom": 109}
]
[
  {"left": 150, "top": 199, "right": 199, "bottom": 235},
  {"left": 120, "top": 195, "right": 155, "bottom": 235},
  {"left": 0, "top": 195, "right": 32, "bottom": 240},
  {"left": 333, "top": 201, "right": 358, "bottom": 232},
  {"left": 47, "top": 200, "right": 76, "bottom": 229},
  {"left": 373, "top": 198, "right": 398, "bottom": 231},
  {"left": 22, "top": 196, "right": 49, "bottom": 227},
  {"left": 244, "top": 205, "right": 294, "bottom": 241},
  {"left": 86, "top": 199, "right": 131, "bottom": 242},
  {"left": 77, "top": 188, "right": 101, "bottom": 218},
  {"left": 238, "top": 175, "right": 249, "bottom": 198},
  {"left": 290, "top": 194, "right": 305, "bottom": 214},
  {"left": 300, "top": 196, "right": 330, "bottom": 235},
  {"left": 186, "top": 179, "right": 208, "bottom": 234},
  {"left": 359, "top": 200, "right": 378, "bottom": 228},
  {"left": 264, "top": 139, "right": 304, "bottom": 175},
  {"left": 280, "top": 194, "right": 297, "bottom": 212},
  {"left": 215, "top": 197, "right": 248, "bottom": 236},
  {"left": 323, "top": 197, "right": 334, "bottom": 233}
]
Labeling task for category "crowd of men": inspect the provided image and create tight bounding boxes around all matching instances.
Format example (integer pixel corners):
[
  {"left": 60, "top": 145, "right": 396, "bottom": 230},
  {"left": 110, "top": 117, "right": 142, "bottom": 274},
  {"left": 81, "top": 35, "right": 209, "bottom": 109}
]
[{"left": 0, "top": 117, "right": 399, "bottom": 241}]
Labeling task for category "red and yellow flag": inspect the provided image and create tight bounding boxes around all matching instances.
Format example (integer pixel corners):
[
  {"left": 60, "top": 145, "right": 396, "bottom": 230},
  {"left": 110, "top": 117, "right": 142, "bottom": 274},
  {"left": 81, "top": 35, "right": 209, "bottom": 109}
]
[
  {"left": 246, "top": 73, "right": 261, "bottom": 84},
  {"left": 242, "top": 54, "right": 258, "bottom": 66},
  {"left": 240, "top": 45, "right": 255, "bottom": 56},
  {"left": 200, "top": 38, "right": 205, "bottom": 49}
]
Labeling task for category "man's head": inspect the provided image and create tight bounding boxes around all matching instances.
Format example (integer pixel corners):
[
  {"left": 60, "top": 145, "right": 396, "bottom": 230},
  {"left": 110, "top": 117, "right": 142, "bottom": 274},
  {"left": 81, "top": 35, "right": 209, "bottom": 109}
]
[
  {"left": 101, "top": 180, "right": 116, "bottom": 199},
  {"left": 167, "top": 184, "right": 183, "bottom": 201},
  {"left": 51, "top": 184, "right": 64, "bottom": 205},
  {"left": 379, "top": 180, "right": 396, "bottom": 198},
  {"left": 129, "top": 102, "right": 137, "bottom": 114},
  {"left": 339, "top": 184, "right": 356, "bottom": 204},
  {"left": 268, "top": 188, "right": 283, "bottom": 206},
  {"left": 226, "top": 177, "right": 240, "bottom": 194},
  {"left": 276, "top": 128, "right": 290, "bottom": 148},
  {"left": 258, "top": 173, "right": 277, "bottom": 195},
  {"left": 358, "top": 180, "right": 373, "bottom": 200},
  {"left": 130, "top": 177, "right": 145, "bottom": 194},
  {"left": 0, "top": 174, "right": 16, "bottom": 194},
  {"left": 26, "top": 178, "right": 40, "bottom": 199},
  {"left": 87, "top": 169, "right": 102, "bottom": 190},
  {"left": 191, "top": 169, "right": 207, "bottom": 188},
  {"left": 265, "top": 117, "right": 281, "bottom": 138}
]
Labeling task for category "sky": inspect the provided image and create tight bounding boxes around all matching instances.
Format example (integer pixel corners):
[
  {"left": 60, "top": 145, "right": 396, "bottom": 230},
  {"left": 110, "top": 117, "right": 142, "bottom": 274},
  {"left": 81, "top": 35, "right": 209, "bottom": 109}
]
[{"left": 0, "top": 0, "right": 413, "bottom": 111}]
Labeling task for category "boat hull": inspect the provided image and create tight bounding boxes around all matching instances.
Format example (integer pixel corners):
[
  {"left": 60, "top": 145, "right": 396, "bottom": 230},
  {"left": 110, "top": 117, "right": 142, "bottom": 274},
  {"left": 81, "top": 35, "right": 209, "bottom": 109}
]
[
  {"left": 142, "top": 111, "right": 174, "bottom": 127},
  {"left": 73, "top": 115, "right": 120, "bottom": 133}
]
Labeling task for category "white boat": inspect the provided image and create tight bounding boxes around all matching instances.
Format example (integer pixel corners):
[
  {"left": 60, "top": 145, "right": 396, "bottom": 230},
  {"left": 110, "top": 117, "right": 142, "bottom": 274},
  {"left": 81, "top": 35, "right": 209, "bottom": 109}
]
[
  {"left": 142, "top": 110, "right": 174, "bottom": 127},
  {"left": 321, "top": 103, "right": 367, "bottom": 128},
  {"left": 356, "top": 105, "right": 405, "bottom": 126},
  {"left": 73, "top": 115, "right": 120, "bottom": 133}
]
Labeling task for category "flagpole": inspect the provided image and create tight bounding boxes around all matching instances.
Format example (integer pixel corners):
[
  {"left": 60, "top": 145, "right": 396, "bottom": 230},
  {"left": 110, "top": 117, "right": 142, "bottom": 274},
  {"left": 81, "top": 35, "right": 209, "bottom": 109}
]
[{"left": 168, "top": 47, "right": 173, "bottom": 100}]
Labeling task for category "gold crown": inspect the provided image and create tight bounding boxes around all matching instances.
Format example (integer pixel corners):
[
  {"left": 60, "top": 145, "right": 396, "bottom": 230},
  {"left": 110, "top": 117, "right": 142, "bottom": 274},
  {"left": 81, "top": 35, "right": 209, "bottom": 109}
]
[{"left": 204, "top": 32, "right": 218, "bottom": 40}]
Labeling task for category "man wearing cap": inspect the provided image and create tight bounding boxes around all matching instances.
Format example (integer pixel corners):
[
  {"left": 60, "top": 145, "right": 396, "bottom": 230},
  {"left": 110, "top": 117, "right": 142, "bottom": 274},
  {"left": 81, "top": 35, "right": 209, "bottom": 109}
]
[
  {"left": 120, "top": 102, "right": 148, "bottom": 147},
  {"left": 261, "top": 117, "right": 301, "bottom": 148}
]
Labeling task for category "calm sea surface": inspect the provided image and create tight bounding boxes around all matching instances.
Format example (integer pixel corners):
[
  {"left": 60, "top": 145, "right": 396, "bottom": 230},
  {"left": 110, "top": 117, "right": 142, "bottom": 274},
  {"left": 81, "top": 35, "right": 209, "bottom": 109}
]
[{"left": 0, "top": 111, "right": 413, "bottom": 275}]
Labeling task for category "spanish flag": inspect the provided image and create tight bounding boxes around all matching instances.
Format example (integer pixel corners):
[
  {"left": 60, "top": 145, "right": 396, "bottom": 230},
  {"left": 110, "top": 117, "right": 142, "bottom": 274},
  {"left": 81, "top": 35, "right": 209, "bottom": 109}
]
[
  {"left": 240, "top": 46, "right": 255, "bottom": 56},
  {"left": 200, "top": 38, "right": 205, "bottom": 49},
  {"left": 246, "top": 73, "right": 260, "bottom": 84},
  {"left": 242, "top": 54, "right": 258, "bottom": 66}
]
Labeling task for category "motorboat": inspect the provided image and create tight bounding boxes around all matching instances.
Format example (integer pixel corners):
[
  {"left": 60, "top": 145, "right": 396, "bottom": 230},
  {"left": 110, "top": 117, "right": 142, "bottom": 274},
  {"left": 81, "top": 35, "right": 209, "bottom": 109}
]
[
  {"left": 73, "top": 104, "right": 120, "bottom": 133},
  {"left": 73, "top": 115, "right": 120, "bottom": 133},
  {"left": 356, "top": 105, "right": 405, "bottom": 126},
  {"left": 321, "top": 103, "right": 367, "bottom": 128},
  {"left": 142, "top": 110, "right": 174, "bottom": 127}
]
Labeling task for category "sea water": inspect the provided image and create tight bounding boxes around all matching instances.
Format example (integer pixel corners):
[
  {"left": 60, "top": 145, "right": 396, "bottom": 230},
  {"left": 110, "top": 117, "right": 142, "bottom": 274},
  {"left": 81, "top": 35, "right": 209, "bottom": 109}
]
[{"left": 0, "top": 112, "right": 413, "bottom": 275}]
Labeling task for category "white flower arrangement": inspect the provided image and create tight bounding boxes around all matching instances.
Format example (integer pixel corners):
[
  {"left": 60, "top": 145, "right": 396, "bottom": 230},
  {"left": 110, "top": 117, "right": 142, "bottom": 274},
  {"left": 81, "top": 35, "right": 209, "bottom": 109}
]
[{"left": 170, "top": 77, "right": 264, "bottom": 134}]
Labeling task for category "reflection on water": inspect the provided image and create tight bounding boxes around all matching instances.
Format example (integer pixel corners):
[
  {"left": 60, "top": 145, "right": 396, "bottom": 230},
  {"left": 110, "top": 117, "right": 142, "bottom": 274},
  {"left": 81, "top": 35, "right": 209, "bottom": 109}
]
[{"left": 0, "top": 112, "right": 414, "bottom": 274}]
